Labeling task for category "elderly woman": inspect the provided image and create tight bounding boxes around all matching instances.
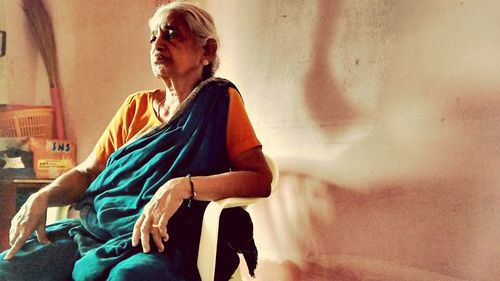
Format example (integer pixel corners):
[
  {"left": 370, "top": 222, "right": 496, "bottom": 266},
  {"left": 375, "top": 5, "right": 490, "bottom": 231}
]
[{"left": 0, "top": 2, "right": 271, "bottom": 281}]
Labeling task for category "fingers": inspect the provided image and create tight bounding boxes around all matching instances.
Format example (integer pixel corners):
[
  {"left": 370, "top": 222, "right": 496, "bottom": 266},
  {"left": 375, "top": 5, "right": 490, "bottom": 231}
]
[
  {"left": 152, "top": 213, "right": 170, "bottom": 253},
  {"left": 9, "top": 212, "right": 22, "bottom": 246},
  {"left": 157, "top": 214, "right": 169, "bottom": 242},
  {"left": 131, "top": 181, "right": 185, "bottom": 253},
  {"left": 36, "top": 223, "right": 50, "bottom": 244},
  {"left": 8, "top": 222, "right": 20, "bottom": 247},
  {"left": 132, "top": 213, "right": 156, "bottom": 253},
  {"left": 4, "top": 194, "right": 49, "bottom": 260},
  {"left": 150, "top": 226, "right": 164, "bottom": 253},
  {"left": 132, "top": 211, "right": 169, "bottom": 253},
  {"left": 4, "top": 232, "right": 28, "bottom": 261},
  {"left": 132, "top": 214, "right": 145, "bottom": 247},
  {"left": 5, "top": 218, "right": 49, "bottom": 260},
  {"left": 140, "top": 219, "right": 152, "bottom": 253}
]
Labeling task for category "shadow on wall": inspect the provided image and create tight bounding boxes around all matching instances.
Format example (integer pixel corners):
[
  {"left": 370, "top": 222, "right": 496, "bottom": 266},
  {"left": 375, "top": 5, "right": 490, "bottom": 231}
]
[
  {"left": 243, "top": 168, "right": 500, "bottom": 281},
  {"left": 302, "top": 0, "right": 357, "bottom": 136},
  {"left": 260, "top": 95, "right": 500, "bottom": 281}
]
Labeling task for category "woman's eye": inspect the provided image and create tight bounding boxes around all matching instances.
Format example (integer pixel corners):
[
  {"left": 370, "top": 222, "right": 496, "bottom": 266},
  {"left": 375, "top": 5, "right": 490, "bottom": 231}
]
[
  {"left": 166, "top": 30, "right": 178, "bottom": 40},
  {"left": 150, "top": 30, "right": 178, "bottom": 43}
]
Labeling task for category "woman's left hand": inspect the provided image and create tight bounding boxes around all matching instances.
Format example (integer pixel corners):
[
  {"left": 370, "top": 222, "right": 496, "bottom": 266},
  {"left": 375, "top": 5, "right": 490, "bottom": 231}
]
[{"left": 131, "top": 177, "right": 190, "bottom": 253}]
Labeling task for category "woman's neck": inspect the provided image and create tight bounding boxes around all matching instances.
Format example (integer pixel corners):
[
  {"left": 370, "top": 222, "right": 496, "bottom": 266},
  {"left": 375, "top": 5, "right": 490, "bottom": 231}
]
[
  {"left": 155, "top": 76, "right": 202, "bottom": 122},
  {"left": 162, "top": 75, "right": 202, "bottom": 103}
]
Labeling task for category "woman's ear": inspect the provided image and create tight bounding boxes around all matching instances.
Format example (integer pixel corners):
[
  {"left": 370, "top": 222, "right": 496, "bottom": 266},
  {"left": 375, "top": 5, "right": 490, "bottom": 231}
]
[{"left": 202, "top": 38, "right": 217, "bottom": 61}]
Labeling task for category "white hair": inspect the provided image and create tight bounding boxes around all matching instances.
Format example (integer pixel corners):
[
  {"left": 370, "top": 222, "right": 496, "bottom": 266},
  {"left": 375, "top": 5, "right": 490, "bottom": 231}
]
[{"left": 149, "top": 1, "right": 220, "bottom": 78}]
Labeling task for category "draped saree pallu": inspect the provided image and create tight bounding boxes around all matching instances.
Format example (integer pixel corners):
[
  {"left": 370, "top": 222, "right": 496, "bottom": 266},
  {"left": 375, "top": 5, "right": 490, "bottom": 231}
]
[{"left": 0, "top": 78, "right": 257, "bottom": 281}]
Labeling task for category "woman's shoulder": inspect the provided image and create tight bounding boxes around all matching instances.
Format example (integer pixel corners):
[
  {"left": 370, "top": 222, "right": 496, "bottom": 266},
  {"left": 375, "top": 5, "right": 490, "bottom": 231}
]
[
  {"left": 201, "top": 77, "right": 240, "bottom": 100},
  {"left": 127, "top": 89, "right": 159, "bottom": 101},
  {"left": 211, "top": 77, "right": 242, "bottom": 98},
  {"left": 209, "top": 77, "right": 237, "bottom": 90},
  {"left": 120, "top": 89, "right": 160, "bottom": 107}
]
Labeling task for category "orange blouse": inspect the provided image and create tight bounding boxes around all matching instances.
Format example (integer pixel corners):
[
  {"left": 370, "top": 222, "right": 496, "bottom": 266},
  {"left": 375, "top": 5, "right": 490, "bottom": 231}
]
[{"left": 93, "top": 87, "right": 261, "bottom": 165}]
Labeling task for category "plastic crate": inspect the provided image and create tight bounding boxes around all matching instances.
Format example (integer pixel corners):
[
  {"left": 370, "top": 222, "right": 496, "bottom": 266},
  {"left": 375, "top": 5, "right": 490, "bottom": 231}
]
[{"left": 0, "top": 106, "right": 54, "bottom": 138}]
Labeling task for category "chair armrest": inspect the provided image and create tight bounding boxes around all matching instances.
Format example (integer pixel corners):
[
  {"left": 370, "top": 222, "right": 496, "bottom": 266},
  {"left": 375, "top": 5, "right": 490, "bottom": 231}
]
[{"left": 210, "top": 196, "right": 261, "bottom": 209}]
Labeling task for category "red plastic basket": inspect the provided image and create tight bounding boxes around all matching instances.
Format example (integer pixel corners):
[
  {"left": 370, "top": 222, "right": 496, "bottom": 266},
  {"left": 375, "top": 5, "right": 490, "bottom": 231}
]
[{"left": 0, "top": 106, "right": 54, "bottom": 138}]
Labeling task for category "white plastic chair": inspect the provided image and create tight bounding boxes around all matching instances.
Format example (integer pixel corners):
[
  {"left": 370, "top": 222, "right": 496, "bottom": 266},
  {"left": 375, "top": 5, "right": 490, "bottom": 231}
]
[{"left": 197, "top": 155, "right": 279, "bottom": 281}]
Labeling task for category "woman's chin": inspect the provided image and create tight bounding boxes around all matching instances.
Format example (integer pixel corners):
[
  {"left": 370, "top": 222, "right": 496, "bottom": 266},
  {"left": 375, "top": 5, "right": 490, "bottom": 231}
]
[
  {"left": 153, "top": 70, "right": 170, "bottom": 80},
  {"left": 152, "top": 65, "right": 169, "bottom": 77}
]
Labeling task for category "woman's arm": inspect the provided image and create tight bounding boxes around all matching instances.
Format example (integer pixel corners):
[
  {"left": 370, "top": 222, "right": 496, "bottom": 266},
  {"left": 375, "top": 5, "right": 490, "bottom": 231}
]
[
  {"left": 132, "top": 147, "right": 272, "bottom": 253},
  {"left": 188, "top": 147, "right": 273, "bottom": 200},
  {"left": 38, "top": 153, "right": 105, "bottom": 206},
  {"left": 3, "top": 153, "right": 104, "bottom": 261}
]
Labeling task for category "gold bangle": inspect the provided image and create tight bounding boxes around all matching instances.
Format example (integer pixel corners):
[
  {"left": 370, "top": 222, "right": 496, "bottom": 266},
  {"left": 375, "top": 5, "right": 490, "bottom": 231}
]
[{"left": 186, "top": 174, "right": 196, "bottom": 207}]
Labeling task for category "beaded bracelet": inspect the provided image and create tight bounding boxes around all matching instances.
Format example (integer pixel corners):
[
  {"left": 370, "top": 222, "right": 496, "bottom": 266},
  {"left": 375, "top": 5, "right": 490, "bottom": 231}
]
[{"left": 186, "top": 174, "right": 196, "bottom": 207}]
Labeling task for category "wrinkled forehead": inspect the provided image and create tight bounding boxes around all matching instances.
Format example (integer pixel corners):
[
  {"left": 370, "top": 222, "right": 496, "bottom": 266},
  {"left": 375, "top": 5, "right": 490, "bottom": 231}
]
[{"left": 148, "top": 8, "right": 188, "bottom": 32}]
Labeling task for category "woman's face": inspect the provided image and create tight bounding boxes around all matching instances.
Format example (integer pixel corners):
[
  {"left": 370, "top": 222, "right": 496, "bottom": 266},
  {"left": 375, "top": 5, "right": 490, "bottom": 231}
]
[{"left": 149, "top": 10, "right": 205, "bottom": 81}]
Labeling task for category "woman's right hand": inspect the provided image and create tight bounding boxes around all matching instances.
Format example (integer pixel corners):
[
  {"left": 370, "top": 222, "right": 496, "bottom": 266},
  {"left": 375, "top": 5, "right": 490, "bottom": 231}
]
[{"left": 3, "top": 192, "right": 50, "bottom": 260}]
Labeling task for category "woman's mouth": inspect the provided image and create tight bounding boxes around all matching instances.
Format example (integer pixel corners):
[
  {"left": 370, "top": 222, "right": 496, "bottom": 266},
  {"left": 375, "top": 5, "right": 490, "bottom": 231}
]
[{"left": 153, "top": 53, "right": 169, "bottom": 64}]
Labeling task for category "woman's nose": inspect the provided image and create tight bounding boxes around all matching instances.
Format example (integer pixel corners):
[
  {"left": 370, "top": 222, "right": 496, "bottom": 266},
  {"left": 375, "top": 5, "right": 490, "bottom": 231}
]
[
  {"left": 153, "top": 38, "right": 165, "bottom": 51},
  {"left": 152, "top": 28, "right": 167, "bottom": 50}
]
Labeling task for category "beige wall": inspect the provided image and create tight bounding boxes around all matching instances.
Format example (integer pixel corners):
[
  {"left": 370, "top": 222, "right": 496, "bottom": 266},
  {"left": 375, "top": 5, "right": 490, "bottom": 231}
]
[{"left": 6, "top": 0, "right": 500, "bottom": 280}]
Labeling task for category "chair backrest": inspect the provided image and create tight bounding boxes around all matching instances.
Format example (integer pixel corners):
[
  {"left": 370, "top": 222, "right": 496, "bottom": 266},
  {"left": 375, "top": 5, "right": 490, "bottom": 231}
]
[{"left": 265, "top": 155, "right": 279, "bottom": 194}]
